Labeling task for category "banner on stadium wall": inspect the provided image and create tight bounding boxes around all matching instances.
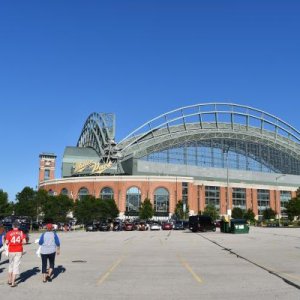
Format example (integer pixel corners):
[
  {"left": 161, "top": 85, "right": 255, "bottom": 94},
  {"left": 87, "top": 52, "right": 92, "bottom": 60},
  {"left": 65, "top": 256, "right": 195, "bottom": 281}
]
[{"left": 72, "top": 161, "right": 112, "bottom": 175}]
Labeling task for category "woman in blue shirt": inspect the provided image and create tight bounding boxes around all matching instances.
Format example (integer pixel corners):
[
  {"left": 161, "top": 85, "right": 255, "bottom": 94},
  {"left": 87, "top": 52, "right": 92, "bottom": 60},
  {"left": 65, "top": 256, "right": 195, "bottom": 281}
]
[{"left": 39, "top": 223, "right": 60, "bottom": 283}]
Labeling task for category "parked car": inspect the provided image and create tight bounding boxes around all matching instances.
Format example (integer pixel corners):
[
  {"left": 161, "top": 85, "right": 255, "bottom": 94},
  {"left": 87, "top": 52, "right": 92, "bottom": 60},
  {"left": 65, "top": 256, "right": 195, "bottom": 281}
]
[
  {"left": 124, "top": 222, "right": 135, "bottom": 231},
  {"left": 173, "top": 221, "right": 184, "bottom": 230},
  {"left": 3, "top": 221, "right": 13, "bottom": 232},
  {"left": 99, "top": 221, "right": 111, "bottom": 231},
  {"left": 182, "top": 220, "right": 189, "bottom": 229},
  {"left": 162, "top": 222, "right": 173, "bottom": 230},
  {"left": 85, "top": 222, "right": 99, "bottom": 232},
  {"left": 19, "top": 222, "right": 30, "bottom": 243},
  {"left": 113, "top": 220, "right": 123, "bottom": 231},
  {"left": 189, "top": 215, "right": 216, "bottom": 232},
  {"left": 135, "top": 221, "right": 148, "bottom": 231},
  {"left": 150, "top": 222, "right": 161, "bottom": 231},
  {"left": 31, "top": 221, "right": 41, "bottom": 231},
  {"left": 215, "top": 219, "right": 221, "bottom": 228}
]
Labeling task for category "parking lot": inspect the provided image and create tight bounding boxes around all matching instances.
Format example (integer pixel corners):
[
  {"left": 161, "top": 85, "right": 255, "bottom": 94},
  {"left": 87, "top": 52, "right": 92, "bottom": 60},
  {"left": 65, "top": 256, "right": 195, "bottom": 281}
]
[{"left": 0, "top": 227, "right": 300, "bottom": 299}]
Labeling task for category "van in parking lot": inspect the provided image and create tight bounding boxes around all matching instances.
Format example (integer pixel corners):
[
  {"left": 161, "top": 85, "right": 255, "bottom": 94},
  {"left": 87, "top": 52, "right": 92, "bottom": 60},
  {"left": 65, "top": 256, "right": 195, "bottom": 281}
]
[{"left": 189, "top": 215, "right": 216, "bottom": 232}]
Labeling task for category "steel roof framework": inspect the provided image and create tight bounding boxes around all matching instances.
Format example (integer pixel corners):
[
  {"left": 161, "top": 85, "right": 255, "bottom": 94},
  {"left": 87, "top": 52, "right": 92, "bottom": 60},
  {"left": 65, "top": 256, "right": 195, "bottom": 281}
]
[
  {"left": 117, "top": 103, "right": 300, "bottom": 175},
  {"left": 76, "top": 104, "right": 300, "bottom": 175},
  {"left": 77, "top": 113, "right": 115, "bottom": 159}
]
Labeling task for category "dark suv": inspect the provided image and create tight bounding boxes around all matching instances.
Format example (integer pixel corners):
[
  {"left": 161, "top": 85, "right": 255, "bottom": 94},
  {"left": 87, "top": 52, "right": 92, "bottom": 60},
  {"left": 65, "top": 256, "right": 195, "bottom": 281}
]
[
  {"left": 99, "top": 221, "right": 111, "bottom": 231},
  {"left": 112, "top": 220, "right": 123, "bottom": 231},
  {"left": 189, "top": 215, "right": 216, "bottom": 232}
]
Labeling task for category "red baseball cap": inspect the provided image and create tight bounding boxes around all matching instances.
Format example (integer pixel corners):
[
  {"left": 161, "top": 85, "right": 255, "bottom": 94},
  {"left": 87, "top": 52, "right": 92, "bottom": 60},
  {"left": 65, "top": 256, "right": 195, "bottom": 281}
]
[{"left": 46, "top": 223, "right": 53, "bottom": 230}]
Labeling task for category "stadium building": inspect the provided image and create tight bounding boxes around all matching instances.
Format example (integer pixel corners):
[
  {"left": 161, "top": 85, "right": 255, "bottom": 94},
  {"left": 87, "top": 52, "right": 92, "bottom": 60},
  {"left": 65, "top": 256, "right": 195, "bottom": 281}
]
[{"left": 38, "top": 103, "right": 300, "bottom": 219}]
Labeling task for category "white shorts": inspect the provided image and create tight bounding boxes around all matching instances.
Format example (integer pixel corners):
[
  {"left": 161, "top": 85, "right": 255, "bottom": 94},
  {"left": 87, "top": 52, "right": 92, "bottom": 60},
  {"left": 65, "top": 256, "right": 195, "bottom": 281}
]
[{"left": 8, "top": 252, "right": 22, "bottom": 274}]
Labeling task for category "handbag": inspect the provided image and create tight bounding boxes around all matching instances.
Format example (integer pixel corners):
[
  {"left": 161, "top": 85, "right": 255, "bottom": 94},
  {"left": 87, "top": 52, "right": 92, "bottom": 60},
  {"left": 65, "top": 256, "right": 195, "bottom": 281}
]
[
  {"left": 2, "top": 243, "right": 8, "bottom": 257},
  {"left": 36, "top": 246, "right": 41, "bottom": 258}
]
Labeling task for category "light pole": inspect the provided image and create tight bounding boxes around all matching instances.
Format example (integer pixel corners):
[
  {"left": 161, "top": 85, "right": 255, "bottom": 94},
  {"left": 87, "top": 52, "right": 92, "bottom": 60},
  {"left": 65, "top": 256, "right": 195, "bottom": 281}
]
[
  {"left": 224, "top": 147, "right": 230, "bottom": 219},
  {"left": 183, "top": 201, "right": 186, "bottom": 220},
  {"left": 275, "top": 174, "right": 286, "bottom": 226}
]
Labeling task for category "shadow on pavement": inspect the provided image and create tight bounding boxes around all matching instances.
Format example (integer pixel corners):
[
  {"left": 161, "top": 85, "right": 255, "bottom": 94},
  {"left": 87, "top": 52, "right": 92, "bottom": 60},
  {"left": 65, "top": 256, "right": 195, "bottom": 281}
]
[
  {"left": 52, "top": 265, "right": 66, "bottom": 279},
  {"left": 0, "top": 259, "right": 9, "bottom": 266},
  {"left": 0, "top": 267, "right": 4, "bottom": 273},
  {"left": 16, "top": 267, "right": 40, "bottom": 284}
]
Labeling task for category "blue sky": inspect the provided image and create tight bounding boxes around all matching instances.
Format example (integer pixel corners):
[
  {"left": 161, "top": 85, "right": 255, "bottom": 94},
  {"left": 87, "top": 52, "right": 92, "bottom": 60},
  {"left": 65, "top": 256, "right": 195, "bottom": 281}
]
[{"left": 0, "top": 1, "right": 299, "bottom": 201}]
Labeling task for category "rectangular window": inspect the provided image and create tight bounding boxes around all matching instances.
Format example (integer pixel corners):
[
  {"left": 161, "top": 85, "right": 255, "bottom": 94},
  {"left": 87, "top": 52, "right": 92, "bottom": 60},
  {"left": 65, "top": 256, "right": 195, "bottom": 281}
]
[
  {"left": 280, "top": 191, "right": 291, "bottom": 214},
  {"left": 205, "top": 186, "right": 220, "bottom": 209},
  {"left": 257, "top": 189, "right": 270, "bottom": 214},
  {"left": 182, "top": 182, "right": 189, "bottom": 205},
  {"left": 44, "top": 169, "right": 50, "bottom": 181},
  {"left": 232, "top": 188, "right": 246, "bottom": 209}
]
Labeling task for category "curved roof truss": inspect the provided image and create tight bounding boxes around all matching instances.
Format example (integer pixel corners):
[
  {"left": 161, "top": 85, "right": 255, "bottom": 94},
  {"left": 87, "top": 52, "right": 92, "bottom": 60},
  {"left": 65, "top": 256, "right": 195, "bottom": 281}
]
[
  {"left": 77, "top": 113, "right": 115, "bottom": 157},
  {"left": 118, "top": 103, "right": 300, "bottom": 174}
]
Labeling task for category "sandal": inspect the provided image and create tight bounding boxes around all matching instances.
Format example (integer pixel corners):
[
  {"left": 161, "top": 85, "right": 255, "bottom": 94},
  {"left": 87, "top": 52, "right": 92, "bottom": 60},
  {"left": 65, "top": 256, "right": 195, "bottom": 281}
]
[{"left": 11, "top": 283, "right": 17, "bottom": 287}]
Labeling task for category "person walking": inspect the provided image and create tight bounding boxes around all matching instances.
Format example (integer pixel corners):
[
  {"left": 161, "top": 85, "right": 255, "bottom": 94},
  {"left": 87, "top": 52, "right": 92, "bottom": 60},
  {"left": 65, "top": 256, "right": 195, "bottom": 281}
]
[
  {"left": 5, "top": 221, "right": 27, "bottom": 287},
  {"left": 39, "top": 223, "right": 60, "bottom": 283},
  {"left": 0, "top": 223, "right": 6, "bottom": 262}
]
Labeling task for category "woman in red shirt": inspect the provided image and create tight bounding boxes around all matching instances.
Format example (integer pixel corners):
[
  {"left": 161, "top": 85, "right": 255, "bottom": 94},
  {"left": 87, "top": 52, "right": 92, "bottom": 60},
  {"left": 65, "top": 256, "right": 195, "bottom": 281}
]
[{"left": 5, "top": 221, "right": 26, "bottom": 287}]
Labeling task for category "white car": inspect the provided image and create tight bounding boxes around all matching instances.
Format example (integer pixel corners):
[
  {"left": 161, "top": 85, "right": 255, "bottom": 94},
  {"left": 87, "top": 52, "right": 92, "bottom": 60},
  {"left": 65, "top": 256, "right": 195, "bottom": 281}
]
[{"left": 150, "top": 223, "right": 161, "bottom": 230}]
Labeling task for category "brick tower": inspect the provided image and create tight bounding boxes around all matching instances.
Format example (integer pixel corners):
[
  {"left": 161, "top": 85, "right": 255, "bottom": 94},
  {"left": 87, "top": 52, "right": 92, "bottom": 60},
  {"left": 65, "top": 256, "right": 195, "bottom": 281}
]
[{"left": 38, "top": 153, "right": 57, "bottom": 186}]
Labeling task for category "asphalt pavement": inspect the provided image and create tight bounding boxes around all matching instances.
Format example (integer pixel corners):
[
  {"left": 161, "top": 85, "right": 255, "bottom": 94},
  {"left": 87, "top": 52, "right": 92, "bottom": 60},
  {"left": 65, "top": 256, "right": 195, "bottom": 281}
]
[{"left": 0, "top": 227, "right": 300, "bottom": 299}]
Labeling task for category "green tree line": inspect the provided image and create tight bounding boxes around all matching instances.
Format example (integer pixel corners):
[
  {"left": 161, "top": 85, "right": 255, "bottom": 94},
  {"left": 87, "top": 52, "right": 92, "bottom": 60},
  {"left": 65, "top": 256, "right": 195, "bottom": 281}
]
[
  {"left": 0, "top": 187, "right": 120, "bottom": 224},
  {"left": 1, "top": 186, "right": 300, "bottom": 223}
]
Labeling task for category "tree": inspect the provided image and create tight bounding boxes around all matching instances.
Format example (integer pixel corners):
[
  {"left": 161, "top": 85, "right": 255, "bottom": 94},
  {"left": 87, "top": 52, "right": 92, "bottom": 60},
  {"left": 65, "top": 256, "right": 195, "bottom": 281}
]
[
  {"left": 296, "top": 187, "right": 300, "bottom": 198},
  {"left": 35, "top": 189, "right": 49, "bottom": 221},
  {"left": 43, "top": 194, "right": 74, "bottom": 223},
  {"left": 263, "top": 208, "right": 276, "bottom": 220},
  {"left": 174, "top": 200, "right": 189, "bottom": 220},
  {"left": 14, "top": 187, "right": 36, "bottom": 218},
  {"left": 104, "top": 199, "right": 119, "bottom": 219},
  {"left": 0, "top": 189, "right": 14, "bottom": 217},
  {"left": 231, "top": 207, "right": 244, "bottom": 219},
  {"left": 139, "top": 198, "right": 154, "bottom": 220},
  {"left": 73, "top": 195, "right": 102, "bottom": 224},
  {"left": 203, "top": 204, "right": 219, "bottom": 221},
  {"left": 98, "top": 199, "right": 119, "bottom": 220},
  {"left": 285, "top": 196, "right": 300, "bottom": 221},
  {"left": 243, "top": 208, "right": 255, "bottom": 222}
]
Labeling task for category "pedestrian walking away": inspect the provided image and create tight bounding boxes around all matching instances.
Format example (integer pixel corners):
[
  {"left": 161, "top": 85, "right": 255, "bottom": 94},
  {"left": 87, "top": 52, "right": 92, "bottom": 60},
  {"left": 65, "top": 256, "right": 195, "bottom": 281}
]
[
  {"left": 39, "top": 223, "right": 60, "bottom": 283},
  {"left": 5, "top": 221, "right": 27, "bottom": 287}
]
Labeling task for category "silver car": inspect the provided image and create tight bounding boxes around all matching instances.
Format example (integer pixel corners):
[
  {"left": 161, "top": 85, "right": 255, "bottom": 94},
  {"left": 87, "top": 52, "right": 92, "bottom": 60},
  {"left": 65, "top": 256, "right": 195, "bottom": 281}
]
[{"left": 150, "top": 222, "right": 161, "bottom": 230}]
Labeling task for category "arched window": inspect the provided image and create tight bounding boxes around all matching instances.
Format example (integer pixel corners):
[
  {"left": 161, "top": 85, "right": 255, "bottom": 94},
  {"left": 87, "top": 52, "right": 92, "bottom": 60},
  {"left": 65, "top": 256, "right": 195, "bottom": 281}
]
[
  {"left": 154, "top": 187, "right": 169, "bottom": 215},
  {"left": 61, "top": 188, "right": 69, "bottom": 196},
  {"left": 100, "top": 187, "right": 114, "bottom": 200},
  {"left": 78, "top": 187, "right": 89, "bottom": 200},
  {"left": 126, "top": 187, "right": 141, "bottom": 215}
]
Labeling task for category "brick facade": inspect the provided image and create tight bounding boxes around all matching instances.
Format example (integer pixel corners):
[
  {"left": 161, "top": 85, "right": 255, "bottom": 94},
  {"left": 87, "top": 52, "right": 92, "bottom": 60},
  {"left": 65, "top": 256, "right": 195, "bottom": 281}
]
[
  {"left": 39, "top": 153, "right": 56, "bottom": 183},
  {"left": 39, "top": 175, "right": 297, "bottom": 217}
]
